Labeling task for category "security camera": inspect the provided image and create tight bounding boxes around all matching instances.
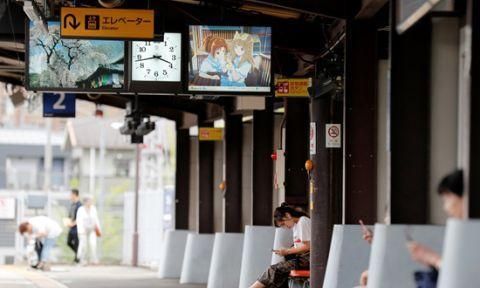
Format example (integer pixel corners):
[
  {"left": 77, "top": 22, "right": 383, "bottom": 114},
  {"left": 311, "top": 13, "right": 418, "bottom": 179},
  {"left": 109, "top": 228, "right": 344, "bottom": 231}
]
[
  {"left": 135, "top": 117, "right": 155, "bottom": 136},
  {"left": 119, "top": 117, "right": 135, "bottom": 135}
]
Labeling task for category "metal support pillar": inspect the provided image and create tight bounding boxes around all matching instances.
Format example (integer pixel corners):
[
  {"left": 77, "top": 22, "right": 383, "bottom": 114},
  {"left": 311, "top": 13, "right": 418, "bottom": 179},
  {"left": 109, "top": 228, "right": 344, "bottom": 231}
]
[
  {"left": 344, "top": 19, "right": 377, "bottom": 224},
  {"left": 389, "top": 1, "right": 431, "bottom": 224},
  {"left": 285, "top": 98, "right": 310, "bottom": 206},
  {"left": 175, "top": 127, "right": 190, "bottom": 230},
  {"left": 310, "top": 94, "right": 343, "bottom": 287},
  {"left": 198, "top": 120, "right": 215, "bottom": 233},
  {"left": 252, "top": 103, "right": 274, "bottom": 226},
  {"left": 224, "top": 113, "right": 243, "bottom": 232}
]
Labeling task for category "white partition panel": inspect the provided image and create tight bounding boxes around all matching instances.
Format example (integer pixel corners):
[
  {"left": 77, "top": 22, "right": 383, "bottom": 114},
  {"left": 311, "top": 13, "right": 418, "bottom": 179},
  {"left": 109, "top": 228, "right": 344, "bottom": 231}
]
[
  {"left": 323, "top": 225, "right": 372, "bottom": 288},
  {"left": 158, "top": 230, "right": 190, "bottom": 278},
  {"left": 438, "top": 219, "right": 480, "bottom": 288},
  {"left": 271, "top": 227, "right": 293, "bottom": 265},
  {"left": 367, "top": 224, "right": 445, "bottom": 288},
  {"left": 239, "top": 226, "right": 276, "bottom": 288},
  {"left": 207, "top": 233, "right": 244, "bottom": 288},
  {"left": 180, "top": 233, "right": 215, "bottom": 284}
]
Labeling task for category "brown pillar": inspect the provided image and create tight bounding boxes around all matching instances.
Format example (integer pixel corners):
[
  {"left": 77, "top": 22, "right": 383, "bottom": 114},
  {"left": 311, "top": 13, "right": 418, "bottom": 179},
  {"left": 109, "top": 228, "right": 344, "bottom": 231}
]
[
  {"left": 285, "top": 98, "right": 310, "bottom": 207},
  {"left": 344, "top": 19, "right": 378, "bottom": 224},
  {"left": 252, "top": 103, "right": 274, "bottom": 226},
  {"left": 389, "top": 1, "right": 431, "bottom": 224},
  {"left": 175, "top": 127, "right": 190, "bottom": 230},
  {"left": 198, "top": 120, "right": 214, "bottom": 233},
  {"left": 224, "top": 113, "right": 243, "bottom": 232},
  {"left": 309, "top": 93, "right": 343, "bottom": 287},
  {"left": 468, "top": 0, "right": 480, "bottom": 218}
]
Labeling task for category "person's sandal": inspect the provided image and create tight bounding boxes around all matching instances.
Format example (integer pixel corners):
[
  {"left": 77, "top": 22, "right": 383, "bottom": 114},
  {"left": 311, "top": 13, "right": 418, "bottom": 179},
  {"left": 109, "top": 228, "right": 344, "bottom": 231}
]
[{"left": 41, "top": 264, "right": 51, "bottom": 271}]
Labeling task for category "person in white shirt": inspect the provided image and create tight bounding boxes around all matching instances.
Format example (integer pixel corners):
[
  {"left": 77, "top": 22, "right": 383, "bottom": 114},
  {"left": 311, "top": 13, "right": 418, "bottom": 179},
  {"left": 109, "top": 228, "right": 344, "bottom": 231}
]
[
  {"left": 76, "top": 194, "right": 102, "bottom": 265},
  {"left": 250, "top": 203, "right": 311, "bottom": 288},
  {"left": 19, "top": 216, "right": 62, "bottom": 271}
]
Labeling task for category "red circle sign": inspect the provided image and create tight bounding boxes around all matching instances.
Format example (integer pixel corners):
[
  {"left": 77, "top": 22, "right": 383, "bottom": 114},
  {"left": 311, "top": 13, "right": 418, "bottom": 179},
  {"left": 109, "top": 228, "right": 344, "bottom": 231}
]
[{"left": 328, "top": 126, "right": 340, "bottom": 138}]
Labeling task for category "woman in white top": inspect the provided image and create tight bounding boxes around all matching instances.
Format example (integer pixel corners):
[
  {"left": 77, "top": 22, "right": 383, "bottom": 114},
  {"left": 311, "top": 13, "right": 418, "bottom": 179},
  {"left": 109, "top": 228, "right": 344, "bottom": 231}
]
[
  {"left": 19, "top": 216, "right": 62, "bottom": 270},
  {"left": 76, "top": 195, "right": 101, "bottom": 265},
  {"left": 250, "top": 203, "right": 311, "bottom": 288}
]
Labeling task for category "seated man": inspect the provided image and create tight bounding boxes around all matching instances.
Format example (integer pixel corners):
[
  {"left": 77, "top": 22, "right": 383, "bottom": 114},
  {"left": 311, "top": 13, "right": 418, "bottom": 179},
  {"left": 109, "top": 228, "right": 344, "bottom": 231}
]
[{"left": 19, "top": 216, "right": 62, "bottom": 271}]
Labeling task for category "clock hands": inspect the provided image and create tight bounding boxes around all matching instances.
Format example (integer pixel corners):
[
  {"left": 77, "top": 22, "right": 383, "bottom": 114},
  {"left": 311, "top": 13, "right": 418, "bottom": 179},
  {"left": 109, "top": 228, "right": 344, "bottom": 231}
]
[
  {"left": 136, "top": 55, "right": 172, "bottom": 66},
  {"left": 135, "top": 56, "right": 156, "bottom": 62},
  {"left": 155, "top": 55, "right": 173, "bottom": 66}
]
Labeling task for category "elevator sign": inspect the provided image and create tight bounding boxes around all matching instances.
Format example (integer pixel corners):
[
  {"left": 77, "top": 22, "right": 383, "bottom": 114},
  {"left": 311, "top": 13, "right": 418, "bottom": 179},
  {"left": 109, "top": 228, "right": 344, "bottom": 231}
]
[
  {"left": 61, "top": 7, "right": 154, "bottom": 39},
  {"left": 326, "top": 124, "right": 341, "bottom": 148}
]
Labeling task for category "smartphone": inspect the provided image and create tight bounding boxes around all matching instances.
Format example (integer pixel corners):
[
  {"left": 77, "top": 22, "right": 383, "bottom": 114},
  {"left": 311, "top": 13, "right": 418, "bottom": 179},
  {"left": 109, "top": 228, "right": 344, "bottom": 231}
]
[{"left": 404, "top": 226, "right": 414, "bottom": 242}]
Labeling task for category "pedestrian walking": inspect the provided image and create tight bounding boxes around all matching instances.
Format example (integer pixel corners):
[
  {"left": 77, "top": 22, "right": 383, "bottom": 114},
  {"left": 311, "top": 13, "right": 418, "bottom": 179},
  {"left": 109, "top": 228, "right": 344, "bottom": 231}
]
[{"left": 76, "top": 194, "right": 102, "bottom": 265}]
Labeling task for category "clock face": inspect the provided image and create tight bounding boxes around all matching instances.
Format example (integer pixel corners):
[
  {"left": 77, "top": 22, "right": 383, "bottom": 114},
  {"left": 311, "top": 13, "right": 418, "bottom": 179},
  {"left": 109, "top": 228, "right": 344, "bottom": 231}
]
[{"left": 131, "top": 33, "right": 182, "bottom": 82}]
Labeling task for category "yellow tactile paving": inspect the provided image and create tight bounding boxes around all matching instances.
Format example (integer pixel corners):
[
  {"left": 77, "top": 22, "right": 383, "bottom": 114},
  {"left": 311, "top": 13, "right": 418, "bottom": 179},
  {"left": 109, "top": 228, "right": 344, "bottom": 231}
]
[{"left": 1, "top": 266, "right": 68, "bottom": 288}]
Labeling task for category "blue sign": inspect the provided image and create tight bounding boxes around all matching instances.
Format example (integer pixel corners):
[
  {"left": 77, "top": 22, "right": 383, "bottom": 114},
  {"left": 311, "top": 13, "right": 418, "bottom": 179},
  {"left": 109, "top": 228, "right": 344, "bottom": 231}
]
[{"left": 43, "top": 93, "right": 76, "bottom": 117}]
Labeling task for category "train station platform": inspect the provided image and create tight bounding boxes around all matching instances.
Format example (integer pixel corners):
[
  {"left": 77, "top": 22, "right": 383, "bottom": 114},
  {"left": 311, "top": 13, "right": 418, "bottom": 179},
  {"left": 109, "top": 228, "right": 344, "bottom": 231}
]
[{"left": 0, "top": 265, "right": 206, "bottom": 288}]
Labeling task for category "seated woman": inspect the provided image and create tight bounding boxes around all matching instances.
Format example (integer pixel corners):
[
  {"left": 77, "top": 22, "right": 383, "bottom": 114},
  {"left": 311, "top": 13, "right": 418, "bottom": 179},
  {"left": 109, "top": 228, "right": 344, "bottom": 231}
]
[
  {"left": 359, "top": 170, "right": 464, "bottom": 287},
  {"left": 407, "top": 169, "right": 464, "bottom": 269},
  {"left": 249, "top": 203, "right": 311, "bottom": 288}
]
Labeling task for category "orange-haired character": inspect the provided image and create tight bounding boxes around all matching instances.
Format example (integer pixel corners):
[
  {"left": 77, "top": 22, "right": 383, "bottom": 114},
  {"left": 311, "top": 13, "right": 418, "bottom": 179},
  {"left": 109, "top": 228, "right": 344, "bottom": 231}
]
[{"left": 198, "top": 36, "right": 228, "bottom": 81}]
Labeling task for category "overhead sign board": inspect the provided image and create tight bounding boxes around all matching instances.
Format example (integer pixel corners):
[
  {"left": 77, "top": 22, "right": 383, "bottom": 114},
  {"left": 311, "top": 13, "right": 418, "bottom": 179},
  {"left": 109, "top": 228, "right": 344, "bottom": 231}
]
[
  {"left": 43, "top": 93, "right": 76, "bottom": 117},
  {"left": 275, "top": 78, "right": 311, "bottom": 97},
  {"left": 61, "top": 7, "right": 154, "bottom": 39},
  {"left": 199, "top": 128, "right": 223, "bottom": 141},
  {"left": 0, "top": 197, "right": 15, "bottom": 219}
]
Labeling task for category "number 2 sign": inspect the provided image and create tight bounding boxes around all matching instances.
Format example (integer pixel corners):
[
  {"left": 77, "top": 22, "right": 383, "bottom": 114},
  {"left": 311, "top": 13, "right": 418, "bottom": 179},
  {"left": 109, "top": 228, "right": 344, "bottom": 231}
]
[{"left": 43, "top": 93, "right": 76, "bottom": 117}]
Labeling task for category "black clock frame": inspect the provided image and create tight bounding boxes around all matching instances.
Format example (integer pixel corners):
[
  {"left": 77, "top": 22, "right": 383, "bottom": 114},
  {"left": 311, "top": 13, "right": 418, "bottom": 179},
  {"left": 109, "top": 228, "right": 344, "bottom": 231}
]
[{"left": 128, "top": 33, "right": 184, "bottom": 94}]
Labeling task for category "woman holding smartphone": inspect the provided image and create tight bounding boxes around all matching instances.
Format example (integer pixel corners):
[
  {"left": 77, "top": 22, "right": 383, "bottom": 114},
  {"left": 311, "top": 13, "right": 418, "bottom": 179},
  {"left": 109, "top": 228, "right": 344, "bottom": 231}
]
[{"left": 249, "top": 203, "right": 311, "bottom": 288}]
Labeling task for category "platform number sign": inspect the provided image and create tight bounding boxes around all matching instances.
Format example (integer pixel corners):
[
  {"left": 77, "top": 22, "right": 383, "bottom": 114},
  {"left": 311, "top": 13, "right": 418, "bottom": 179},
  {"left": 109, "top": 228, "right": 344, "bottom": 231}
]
[{"left": 43, "top": 93, "right": 76, "bottom": 117}]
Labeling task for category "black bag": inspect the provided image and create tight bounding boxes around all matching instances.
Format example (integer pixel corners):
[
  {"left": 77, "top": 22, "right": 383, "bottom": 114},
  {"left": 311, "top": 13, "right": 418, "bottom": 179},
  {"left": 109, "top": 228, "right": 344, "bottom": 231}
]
[
  {"left": 32, "top": 240, "right": 43, "bottom": 268},
  {"left": 414, "top": 267, "right": 438, "bottom": 288}
]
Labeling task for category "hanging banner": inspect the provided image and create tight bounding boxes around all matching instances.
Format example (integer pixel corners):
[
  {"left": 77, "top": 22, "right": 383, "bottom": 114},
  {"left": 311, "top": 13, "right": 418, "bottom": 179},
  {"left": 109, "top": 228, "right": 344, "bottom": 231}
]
[
  {"left": 0, "top": 197, "right": 15, "bottom": 219},
  {"left": 275, "top": 78, "right": 311, "bottom": 97},
  {"left": 199, "top": 128, "right": 223, "bottom": 141},
  {"left": 61, "top": 7, "right": 154, "bottom": 39},
  {"left": 309, "top": 122, "right": 316, "bottom": 155}
]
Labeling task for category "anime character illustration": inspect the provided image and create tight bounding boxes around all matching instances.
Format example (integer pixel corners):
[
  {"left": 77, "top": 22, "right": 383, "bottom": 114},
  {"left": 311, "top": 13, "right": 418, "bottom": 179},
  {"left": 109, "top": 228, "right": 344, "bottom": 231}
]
[
  {"left": 189, "top": 25, "right": 271, "bottom": 92},
  {"left": 195, "top": 36, "right": 228, "bottom": 85},
  {"left": 222, "top": 32, "right": 256, "bottom": 87}
]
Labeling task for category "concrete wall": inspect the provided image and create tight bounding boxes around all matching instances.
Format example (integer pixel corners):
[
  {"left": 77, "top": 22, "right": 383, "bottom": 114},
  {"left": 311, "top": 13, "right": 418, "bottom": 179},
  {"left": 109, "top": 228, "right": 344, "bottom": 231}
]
[
  {"left": 189, "top": 137, "right": 199, "bottom": 231},
  {"left": 377, "top": 60, "right": 388, "bottom": 223},
  {"left": 242, "top": 123, "right": 253, "bottom": 229},
  {"left": 429, "top": 18, "right": 459, "bottom": 224},
  {"left": 213, "top": 141, "right": 223, "bottom": 232},
  {"left": 273, "top": 114, "right": 284, "bottom": 211}
]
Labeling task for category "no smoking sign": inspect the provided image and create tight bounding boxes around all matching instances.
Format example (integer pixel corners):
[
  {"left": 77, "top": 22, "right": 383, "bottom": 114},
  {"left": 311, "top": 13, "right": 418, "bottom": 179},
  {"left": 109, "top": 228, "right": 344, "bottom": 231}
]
[{"left": 326, "top": 124, "right": 341, "bottom": 148}]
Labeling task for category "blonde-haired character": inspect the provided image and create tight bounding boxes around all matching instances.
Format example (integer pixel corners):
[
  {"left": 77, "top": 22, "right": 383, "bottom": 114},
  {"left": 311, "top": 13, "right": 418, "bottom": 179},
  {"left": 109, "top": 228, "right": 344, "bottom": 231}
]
[{"left": 222, "top": 32, "right": 255, "bottom": 87}]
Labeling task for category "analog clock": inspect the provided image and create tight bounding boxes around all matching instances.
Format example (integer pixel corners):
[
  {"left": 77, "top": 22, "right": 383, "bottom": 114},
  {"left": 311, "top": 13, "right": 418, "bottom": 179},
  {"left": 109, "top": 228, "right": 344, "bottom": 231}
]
[{"left": 131, "top": 33, "right": 181, "bottom": 82}]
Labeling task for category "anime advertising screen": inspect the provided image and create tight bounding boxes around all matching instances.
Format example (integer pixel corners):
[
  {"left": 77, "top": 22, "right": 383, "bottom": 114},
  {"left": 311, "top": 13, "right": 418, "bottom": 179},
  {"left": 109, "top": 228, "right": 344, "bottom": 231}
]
[
  {"left": 27, "top": 21, "right": 125, "bottom": 91},
  {"left": 188, "top": 25, "right": 272, "bottom": 93}
]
